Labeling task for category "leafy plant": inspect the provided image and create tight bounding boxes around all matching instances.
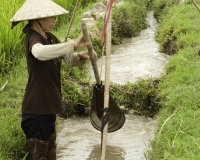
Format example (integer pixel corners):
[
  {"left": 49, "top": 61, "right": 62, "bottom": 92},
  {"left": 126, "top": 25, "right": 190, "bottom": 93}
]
[
  {"left": 112, "top": 0, "right": 148, "bottom": 44},
  {"left": 0, "top": 0, "right": 25, "bottom": 76}
]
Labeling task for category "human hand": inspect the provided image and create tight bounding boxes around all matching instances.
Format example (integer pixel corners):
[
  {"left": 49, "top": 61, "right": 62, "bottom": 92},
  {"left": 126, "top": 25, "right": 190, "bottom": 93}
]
[
  {"left": 74, "top": 34, "right": 92, "bottom": 50},
  {"left": 79, "top": 50, "right": 98, "bottom": 61},
  {"left": 92, "top": 50, "right": 98, "bottom": 61},
  {"left": 78, "top": 51, "right": 89, "bottom": 61}
]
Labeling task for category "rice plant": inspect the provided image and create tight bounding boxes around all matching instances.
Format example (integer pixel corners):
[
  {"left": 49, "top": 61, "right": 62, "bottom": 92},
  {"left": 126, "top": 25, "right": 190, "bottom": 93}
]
[{"left": 0, "top": 0, "right": 25, "bottom": 76}]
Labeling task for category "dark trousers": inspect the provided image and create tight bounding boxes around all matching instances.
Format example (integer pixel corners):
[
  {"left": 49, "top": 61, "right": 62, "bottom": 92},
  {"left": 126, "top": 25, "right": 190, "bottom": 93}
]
[{"left": 21, "top": 114, "right": 56, "bottom": 141}]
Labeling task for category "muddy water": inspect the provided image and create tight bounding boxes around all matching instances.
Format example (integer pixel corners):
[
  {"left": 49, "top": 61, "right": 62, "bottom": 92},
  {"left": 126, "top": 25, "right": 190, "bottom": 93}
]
[
  {"left": 56, "top": 11, "right": 170, "bottom": 159},
  {"left": 90, "top": 11, "right": 170, "bottom": 85},
  {"left": 56, "top": 115, "right": 157, "bottom": 160}
]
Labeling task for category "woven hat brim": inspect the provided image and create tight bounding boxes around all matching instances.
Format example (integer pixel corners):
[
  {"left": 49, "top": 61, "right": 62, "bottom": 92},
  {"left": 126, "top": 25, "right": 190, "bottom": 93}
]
[{"left": 10, "top": 0, "right": 69, "bottom": 22}]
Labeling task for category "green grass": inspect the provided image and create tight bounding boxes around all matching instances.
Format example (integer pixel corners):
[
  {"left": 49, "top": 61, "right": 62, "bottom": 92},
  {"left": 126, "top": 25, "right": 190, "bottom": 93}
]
[
  {"left": 145, "top": 1, "right": 200, "bottom": 159},
  {"left": 0, "top": 58, "right": 27, "bottom": 159},
  {"left": 112, "top": 0, "right": 148, "bottom": 44},
  {"left": 155, "top": 4, "right": 200, "bottom": 55},
  {"left": 0, "top": 0, "right": 25, "bottom": 75}
]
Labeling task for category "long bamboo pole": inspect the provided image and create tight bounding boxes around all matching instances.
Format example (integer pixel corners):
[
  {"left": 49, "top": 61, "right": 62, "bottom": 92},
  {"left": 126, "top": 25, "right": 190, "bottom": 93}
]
[
  {"left": 101, "top": 0, "right": 112, "bottom": 159},
  {"left": 65, "top": 0, "right": 79, "bottom": 41}
]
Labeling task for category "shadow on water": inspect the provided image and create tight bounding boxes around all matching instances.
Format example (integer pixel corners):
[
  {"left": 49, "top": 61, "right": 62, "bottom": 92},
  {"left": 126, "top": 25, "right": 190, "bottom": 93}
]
[{"left": 87, "top": 145, "right": 125, "bottom": 160}]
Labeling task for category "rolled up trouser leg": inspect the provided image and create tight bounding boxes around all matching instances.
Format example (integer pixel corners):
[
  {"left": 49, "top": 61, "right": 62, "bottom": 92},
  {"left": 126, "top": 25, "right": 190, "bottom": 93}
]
[
  {"left": 47, "top": 132, "right": 57, "bottom": 160},
  {"left": 26, "top": 138, "right": 49, "bottom": 160}
]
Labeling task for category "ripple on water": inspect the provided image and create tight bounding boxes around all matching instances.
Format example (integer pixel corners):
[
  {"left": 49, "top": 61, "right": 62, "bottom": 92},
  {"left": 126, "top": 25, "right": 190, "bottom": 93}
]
[{"left": 88, "top": 11, "right": 170, "bottom": 85}]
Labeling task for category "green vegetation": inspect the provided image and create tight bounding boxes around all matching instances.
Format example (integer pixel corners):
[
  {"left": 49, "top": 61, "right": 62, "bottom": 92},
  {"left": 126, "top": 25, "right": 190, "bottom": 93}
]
[
  {"left": 112, "top": 0, "right": 148, "bottom": 44},
  {"left": 153, "top": 0, "right": 180, "bottom": 20},
  {"left": 0, "top": 0, "right": 25, "bottom": 75},
  {"left": 111, "top": 79, "right": 161, "bottom": 118},
  {"left": 0, "top": 58, "right": 27, "bottom": 159},
  {"left": 145, "top": 0, "right": 200, "bottom": 159}
]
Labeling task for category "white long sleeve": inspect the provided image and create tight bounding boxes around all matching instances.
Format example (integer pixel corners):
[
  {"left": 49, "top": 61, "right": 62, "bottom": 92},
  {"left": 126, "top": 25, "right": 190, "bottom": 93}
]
[
  {"left": 32, "top": 42, "right": 87, "bottom": 67},
  {"left": 31, "top": 42, "right": 74, "bottom": 61}
]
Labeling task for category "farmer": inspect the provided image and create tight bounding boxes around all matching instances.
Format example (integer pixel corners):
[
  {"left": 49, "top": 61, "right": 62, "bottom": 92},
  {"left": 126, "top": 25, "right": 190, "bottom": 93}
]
[{"left": 10, "top": 0, "right": 97, "bottom": 159}]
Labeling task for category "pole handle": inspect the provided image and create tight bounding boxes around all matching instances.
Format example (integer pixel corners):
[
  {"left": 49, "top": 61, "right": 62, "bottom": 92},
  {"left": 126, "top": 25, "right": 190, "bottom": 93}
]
[{"left": 81, "top": 23, "right": 101, "bottom": 85}]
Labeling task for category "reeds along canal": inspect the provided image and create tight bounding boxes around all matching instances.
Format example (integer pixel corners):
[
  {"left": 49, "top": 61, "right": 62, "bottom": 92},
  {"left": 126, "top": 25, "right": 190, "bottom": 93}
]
[{"left": 56, "top": 11, "right": 170, "bottom": 160}]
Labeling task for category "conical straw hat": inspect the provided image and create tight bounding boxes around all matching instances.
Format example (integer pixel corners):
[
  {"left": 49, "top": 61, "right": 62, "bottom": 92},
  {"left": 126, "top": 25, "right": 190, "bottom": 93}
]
[{"left": 10, "top": 0, "right": 69, "bottom": 23}]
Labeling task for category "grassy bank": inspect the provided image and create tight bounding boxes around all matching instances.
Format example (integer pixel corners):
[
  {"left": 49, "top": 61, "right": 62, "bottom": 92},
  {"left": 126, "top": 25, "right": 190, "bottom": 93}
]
[{"left": 146, "top": 1, "right": 200, "bottom": 159}]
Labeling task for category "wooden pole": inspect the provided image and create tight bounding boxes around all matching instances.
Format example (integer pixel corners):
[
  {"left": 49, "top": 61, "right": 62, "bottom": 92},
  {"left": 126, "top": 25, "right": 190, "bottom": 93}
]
[
  {"left": 65, "top": 0, "right": 79, "bottom": 41},
  {"left": 81, "top": 23, "right": 101, "bottom": 85},
  {"left": 101, "top": 0, "right": 112, "bottom": 159},
  {"left": 191, "top": 0, "right": 200, "bottom": 12}
]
